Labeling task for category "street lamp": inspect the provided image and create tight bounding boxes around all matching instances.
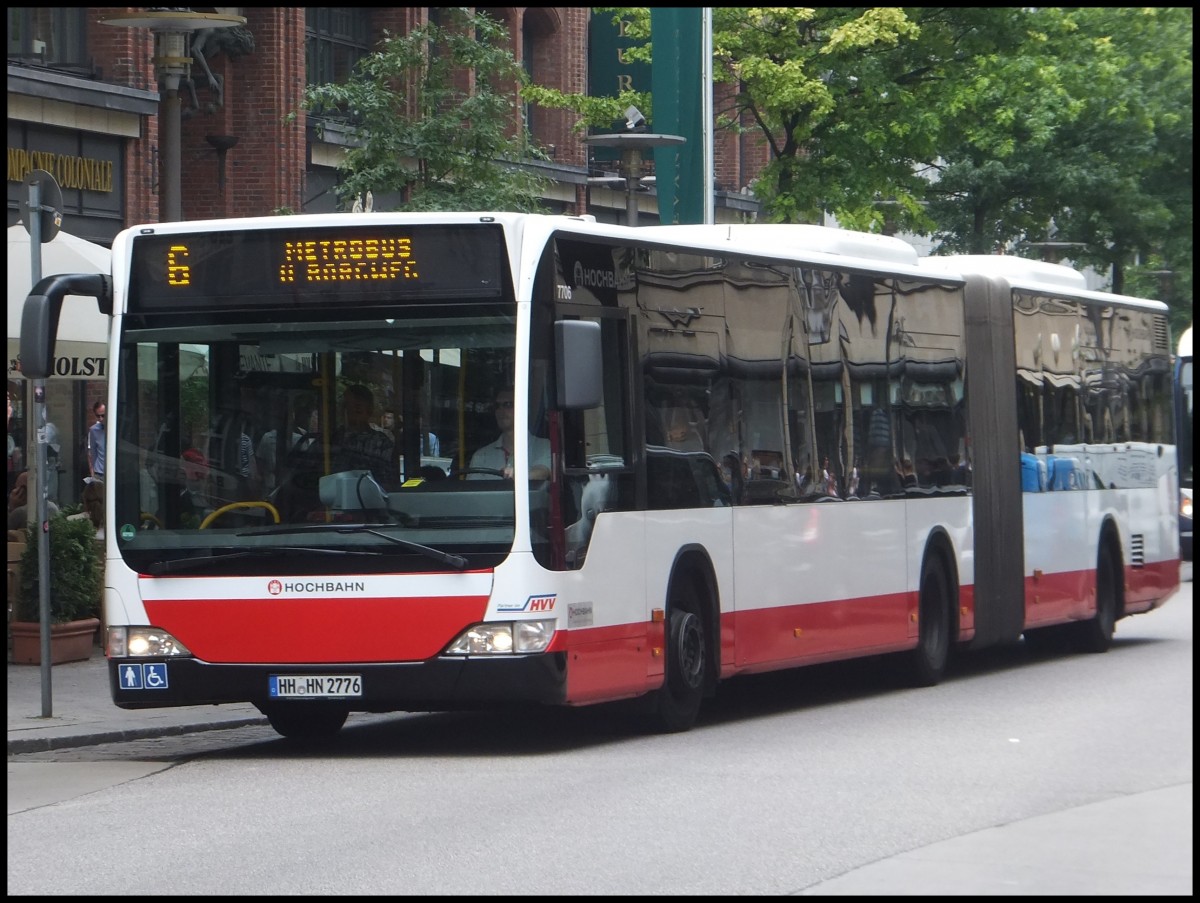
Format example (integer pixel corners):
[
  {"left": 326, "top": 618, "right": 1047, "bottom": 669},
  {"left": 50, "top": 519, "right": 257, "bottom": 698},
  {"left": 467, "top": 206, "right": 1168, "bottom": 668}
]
[
  {"left": 1023, "top": 240, "right": 1087, "bottom": 264},
  {"left": 586, "top": 125, "right": 685, "bottom": 227},
  {"left": 101, "top": 9, "right": 246, "bottom": 222}
]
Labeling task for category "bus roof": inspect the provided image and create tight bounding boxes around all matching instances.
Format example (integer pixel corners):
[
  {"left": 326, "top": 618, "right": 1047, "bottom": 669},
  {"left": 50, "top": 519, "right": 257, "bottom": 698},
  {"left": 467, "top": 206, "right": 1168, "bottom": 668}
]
[
  {"left": 918, "top": 254, "right": 1170, "bottom": 313},
  {"left": 634, "top": 223, "right": 921, "bottom": 268}
]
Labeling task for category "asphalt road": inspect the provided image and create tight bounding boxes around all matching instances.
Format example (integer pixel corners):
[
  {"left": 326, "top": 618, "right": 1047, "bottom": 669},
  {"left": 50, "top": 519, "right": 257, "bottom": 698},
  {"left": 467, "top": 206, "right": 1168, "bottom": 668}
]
[{"left": 8, "top": 576, "right": 1192, "bottom": 895}]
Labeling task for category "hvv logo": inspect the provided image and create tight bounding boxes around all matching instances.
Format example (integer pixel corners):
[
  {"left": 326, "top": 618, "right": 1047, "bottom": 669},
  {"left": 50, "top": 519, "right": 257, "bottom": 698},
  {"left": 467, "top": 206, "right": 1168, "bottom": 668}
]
[{"left": 497, "top": 594, "right": 556, "bottom": 613}]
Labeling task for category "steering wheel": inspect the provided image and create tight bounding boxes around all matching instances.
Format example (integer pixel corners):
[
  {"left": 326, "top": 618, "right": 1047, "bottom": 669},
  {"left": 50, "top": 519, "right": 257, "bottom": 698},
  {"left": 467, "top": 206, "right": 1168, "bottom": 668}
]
[{"left": 199, "top": 500, "right": 282, "bottom": 529}]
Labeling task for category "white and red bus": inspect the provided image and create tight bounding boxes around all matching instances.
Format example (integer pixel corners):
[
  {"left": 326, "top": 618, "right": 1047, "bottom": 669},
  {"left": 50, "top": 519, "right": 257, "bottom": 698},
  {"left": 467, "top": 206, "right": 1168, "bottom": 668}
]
[
  {"left": 1175, "top": 324, "right": 1193, "bottom": 562},
  {"left": 19, "top": 213, "right": 1180, "bottom": 739}
]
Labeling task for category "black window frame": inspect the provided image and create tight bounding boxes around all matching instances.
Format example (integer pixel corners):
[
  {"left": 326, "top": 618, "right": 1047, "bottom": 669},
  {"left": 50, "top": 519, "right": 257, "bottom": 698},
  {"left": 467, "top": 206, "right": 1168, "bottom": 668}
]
[
  {"left": 7, "top": 7, "right": 90, "bottom": 75},
  {"left": 305, "top": 8, "right": 371, "bottom": 87}
]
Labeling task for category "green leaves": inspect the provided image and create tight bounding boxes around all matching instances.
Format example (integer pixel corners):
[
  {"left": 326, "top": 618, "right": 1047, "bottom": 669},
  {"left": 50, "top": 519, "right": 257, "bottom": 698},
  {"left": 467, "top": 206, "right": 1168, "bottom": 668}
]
[
  {"left": 17, "top": 515, "right": 103, "bottom": 624},
  {"left": 299, "top": 9, "right": 549, "bottom": 213}
]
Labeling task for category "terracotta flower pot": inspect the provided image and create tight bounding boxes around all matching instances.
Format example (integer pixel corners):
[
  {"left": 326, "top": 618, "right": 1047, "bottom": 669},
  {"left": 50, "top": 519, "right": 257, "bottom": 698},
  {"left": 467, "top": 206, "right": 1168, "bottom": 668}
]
[{"left": 9, "top": 618, "right": 101, "bottom": 665}]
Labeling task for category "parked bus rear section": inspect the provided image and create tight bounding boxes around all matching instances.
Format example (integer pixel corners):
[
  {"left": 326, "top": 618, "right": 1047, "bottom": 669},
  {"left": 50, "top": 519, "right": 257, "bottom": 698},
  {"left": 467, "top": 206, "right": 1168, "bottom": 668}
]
[
  {"left": 19, "top": 213, "right": 1179, "bottom": 740},
  {"left": 1175, "top": 324, "right": 1193, "bottom": 561}
]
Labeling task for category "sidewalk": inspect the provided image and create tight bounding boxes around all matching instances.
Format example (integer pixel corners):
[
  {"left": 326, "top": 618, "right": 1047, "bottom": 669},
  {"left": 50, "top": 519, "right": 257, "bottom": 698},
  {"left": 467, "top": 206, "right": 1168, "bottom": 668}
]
[{"left": 7, "top": 647, "right": 265, "bottom": 754}]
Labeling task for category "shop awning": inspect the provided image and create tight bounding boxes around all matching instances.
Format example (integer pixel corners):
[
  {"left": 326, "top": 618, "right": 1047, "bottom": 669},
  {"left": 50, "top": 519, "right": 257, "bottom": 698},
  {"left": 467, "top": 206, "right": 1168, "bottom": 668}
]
[{"left": 7, "top": 224, "right": 112, "bottom": 380}]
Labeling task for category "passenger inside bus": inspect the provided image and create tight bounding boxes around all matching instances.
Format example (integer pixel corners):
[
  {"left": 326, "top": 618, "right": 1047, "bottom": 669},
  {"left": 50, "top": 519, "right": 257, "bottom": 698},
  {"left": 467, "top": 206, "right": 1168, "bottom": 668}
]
[
  {"left": 663, "top": 406, "right": 706, "bottom": 452},
  {"left": 178, "top": 448, "right": 214, "bottom": 527},
  {"left": 256, "top": 394, "right": 315, "bottom": 494},
  {"left": 332, "top": 384, "right": 398, "bottom": 487}
]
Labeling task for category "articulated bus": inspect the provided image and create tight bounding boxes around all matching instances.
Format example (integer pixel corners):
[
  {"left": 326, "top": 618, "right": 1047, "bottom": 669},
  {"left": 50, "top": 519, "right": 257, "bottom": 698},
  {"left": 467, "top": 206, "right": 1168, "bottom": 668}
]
[
  {"left": 19, "top": 213, "right": 1180, "bottom": 739},
  {"left": 1176, "top": 324, "right": 1193, "bottom": 561}
]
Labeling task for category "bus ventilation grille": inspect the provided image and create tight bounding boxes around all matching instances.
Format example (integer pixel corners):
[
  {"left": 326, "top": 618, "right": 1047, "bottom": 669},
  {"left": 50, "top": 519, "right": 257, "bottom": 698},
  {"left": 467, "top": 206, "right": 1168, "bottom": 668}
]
[
  {"left": 1130, "top": 534, "right": 1145, "bottom": 568},
  {"left": 1153, "top": 317, "right": 1171, "bottom": 354}
]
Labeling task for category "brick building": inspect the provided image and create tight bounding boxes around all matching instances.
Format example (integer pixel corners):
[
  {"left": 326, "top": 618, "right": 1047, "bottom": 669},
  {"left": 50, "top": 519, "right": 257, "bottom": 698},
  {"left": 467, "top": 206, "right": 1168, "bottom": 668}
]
[
  {"left": 9, "top": 7, "right": 766, "bottom": 237},
  {"left": 7, "top": 8, "right": 766, "bottom": 503}
]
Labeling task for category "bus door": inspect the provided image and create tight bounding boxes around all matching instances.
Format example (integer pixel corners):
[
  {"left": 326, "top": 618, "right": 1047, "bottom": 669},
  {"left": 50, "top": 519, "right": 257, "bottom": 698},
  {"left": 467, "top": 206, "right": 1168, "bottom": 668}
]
[{"left": 547, "top": 303, "right": 636, "bottom": 571}]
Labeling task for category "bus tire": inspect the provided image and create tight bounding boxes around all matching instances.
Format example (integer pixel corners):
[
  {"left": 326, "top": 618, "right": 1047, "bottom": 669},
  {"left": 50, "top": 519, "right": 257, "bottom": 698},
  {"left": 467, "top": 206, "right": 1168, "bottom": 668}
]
[
  {"left": 1073, "top": 541, "right": 1120, "bottom": 654},
  {"left": 647, "top": 582, "right": 707, "bottom": 733},
  {"left": 906, "top": 555, "right": 952, "bottom": 687},
  {"left": 259, "top": 702, "right": 349, "bottom": 740}
]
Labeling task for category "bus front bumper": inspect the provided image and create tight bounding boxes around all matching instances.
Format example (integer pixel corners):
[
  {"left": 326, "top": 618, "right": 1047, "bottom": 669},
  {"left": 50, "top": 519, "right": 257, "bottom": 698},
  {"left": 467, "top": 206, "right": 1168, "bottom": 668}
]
[{"left": 108, "top": 653, "right": 568, "bottom": 711}]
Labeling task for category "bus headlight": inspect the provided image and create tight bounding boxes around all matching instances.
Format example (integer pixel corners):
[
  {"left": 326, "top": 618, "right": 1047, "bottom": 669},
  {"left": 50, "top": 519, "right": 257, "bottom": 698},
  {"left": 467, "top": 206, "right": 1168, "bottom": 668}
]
[
  {"left": 107, "top": 627, "right": 192, "bottom": 658},
  {"left": 445, "top": 619, "right": 556, "bottom": 655}
]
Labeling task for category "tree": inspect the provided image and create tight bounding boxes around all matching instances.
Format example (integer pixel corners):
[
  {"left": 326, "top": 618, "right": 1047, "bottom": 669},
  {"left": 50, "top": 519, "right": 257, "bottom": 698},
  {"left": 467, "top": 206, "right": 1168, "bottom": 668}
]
[
  {"left": 298, "top": 9, "right": 548, "bottom": 213},
  {"left": 925, "top": 7, "right": 1192, "bottom": 331},
  {"left": 1041, "top": 8, "right": 1191, "bottom": 329},
  {"left": 524, "top": 8, "right": 1191, "bottom": 331}
]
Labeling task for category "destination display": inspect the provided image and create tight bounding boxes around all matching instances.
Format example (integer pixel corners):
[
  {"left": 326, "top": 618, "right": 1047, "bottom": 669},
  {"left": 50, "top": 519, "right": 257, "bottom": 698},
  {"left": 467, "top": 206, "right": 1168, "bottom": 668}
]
[{"left": 129, "top": 223, "right": 508, "bottom": 310}]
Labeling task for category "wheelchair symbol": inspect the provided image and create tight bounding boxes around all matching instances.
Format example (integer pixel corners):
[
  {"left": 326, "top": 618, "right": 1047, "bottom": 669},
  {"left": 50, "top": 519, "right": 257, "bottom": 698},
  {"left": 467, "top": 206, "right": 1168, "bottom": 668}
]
[{"left": 144, "top": 664, "right": 169, "bottom": 689}]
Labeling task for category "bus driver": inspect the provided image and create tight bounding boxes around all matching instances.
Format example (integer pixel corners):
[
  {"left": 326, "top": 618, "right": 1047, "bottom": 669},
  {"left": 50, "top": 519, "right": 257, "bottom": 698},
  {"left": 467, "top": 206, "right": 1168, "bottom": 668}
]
[{"left": 468, "top": 387, "right": 550, "bottom": 480}]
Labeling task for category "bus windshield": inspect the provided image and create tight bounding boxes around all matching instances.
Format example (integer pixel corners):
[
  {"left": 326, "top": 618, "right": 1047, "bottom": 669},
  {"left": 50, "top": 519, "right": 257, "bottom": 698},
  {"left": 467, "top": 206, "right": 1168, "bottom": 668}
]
[{"left": 112, "top": 308, "right": 520, "bottom": 573}]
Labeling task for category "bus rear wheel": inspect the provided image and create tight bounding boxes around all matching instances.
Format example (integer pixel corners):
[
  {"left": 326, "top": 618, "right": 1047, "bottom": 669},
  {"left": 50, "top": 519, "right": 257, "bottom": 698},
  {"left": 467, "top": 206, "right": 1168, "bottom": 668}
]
[
  {"left": 258, "top": 702, "right": 349, "bottom": 740},
  {"left": 905, "top": 556, "right": 952, "bottom": 687},
  {"left": 1072, "top": 544, "right": 1119, "bottom": 653}
]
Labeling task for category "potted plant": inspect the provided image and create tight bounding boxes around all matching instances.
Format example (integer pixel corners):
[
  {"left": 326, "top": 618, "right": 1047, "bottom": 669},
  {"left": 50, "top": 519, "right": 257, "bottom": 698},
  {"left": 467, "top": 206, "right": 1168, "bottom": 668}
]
[{"left": 11, "top": 513, "right": 103, "bottom": 664}]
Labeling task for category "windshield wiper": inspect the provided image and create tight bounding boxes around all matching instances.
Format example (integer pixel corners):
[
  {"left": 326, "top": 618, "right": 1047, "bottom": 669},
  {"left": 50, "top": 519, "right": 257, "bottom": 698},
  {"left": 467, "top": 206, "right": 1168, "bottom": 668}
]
[
  {"left": 144, "top": 545, "right": 381, "bottom": 576},
  {"left": 238, "top": 523, "right": 469, "bottom": 570}
]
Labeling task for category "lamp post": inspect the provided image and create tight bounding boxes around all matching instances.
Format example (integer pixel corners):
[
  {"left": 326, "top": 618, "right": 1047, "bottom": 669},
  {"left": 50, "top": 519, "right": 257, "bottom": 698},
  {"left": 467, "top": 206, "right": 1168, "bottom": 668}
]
[
  {"left": 585, "top": 132, "right": 686, "bottom": 227},
  {"left": 1024, "top": 240, "right": 1087, "bottom": 265},
  {"left": 101, "top": 10, "right": 246, "bottom": 222}
]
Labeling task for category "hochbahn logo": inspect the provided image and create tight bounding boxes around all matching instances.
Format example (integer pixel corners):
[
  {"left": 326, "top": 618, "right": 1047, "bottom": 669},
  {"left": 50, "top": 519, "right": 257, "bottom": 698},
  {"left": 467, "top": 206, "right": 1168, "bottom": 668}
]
[{"left": 267, "top": 579, "right": 367, "bottom": 595}]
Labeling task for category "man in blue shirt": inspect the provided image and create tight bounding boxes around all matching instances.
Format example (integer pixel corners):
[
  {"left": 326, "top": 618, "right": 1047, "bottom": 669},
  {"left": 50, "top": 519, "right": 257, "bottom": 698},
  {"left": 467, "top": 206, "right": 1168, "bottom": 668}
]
[{"left": 87, "top": 401, "right": 106, "bottom": 482}]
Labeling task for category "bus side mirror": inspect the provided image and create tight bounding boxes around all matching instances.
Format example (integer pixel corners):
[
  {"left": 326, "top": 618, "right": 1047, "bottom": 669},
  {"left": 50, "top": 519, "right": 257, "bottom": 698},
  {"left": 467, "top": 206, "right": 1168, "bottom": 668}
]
[
  {"left": 19, "top": 273, "right": 112, "bottom": 379},
  {"left": 555, "top": 319, "right": 602, "bottom": 410},
  {"left": 19, "top": 288, "right": 60, "bottom": 379}
]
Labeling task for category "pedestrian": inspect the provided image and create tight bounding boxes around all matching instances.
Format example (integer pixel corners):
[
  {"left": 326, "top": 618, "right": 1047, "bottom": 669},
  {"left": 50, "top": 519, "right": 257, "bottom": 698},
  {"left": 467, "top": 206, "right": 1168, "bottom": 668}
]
[
  {"left": 41, "top": 408, "right": 62, "bottom": 504},
  {"left": 7, "top": 389, "right": 23, "bottom": 495},
  {"left": 8, "top": 470, "right": 59, "bottom": 530},
  {"left": 87, "top": 400, "right": 107, "bottom": 483}
]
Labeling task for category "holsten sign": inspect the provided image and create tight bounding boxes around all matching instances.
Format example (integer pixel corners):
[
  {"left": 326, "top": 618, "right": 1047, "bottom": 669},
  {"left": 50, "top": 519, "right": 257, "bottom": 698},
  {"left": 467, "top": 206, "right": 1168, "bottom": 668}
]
[{"left": 7, "top": 339, "right": 107, "bottom": 381}]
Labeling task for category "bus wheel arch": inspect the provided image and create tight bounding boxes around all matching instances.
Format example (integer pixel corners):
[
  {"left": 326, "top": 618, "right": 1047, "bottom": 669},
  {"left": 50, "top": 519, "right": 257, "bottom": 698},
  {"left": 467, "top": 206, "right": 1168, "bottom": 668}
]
[
  {"left": 905, "top": 532, "right": 959, "bottom": 687},
  {"left": 648, "top": 547, "right": 719, "bottom": 733}
]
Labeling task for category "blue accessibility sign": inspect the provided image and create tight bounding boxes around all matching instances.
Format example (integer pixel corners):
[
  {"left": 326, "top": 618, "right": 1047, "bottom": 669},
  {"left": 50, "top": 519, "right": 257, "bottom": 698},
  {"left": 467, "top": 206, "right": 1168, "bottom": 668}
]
[{"left": 118, "top": 663, "right": 169, "bottom": 690}]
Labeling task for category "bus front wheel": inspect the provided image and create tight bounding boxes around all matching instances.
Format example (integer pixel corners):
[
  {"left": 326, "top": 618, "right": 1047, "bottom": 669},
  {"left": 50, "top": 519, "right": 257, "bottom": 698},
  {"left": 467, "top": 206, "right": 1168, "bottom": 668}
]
[{"left": 647, "top": 583, "right": 707, "bottom": 733}]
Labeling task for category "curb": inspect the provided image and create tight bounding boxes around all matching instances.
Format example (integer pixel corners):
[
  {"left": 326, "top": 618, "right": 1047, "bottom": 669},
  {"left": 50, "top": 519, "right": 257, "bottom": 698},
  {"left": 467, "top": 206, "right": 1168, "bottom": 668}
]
[{"left": 7, "top": 716, "right": 269, "bottom": 755}]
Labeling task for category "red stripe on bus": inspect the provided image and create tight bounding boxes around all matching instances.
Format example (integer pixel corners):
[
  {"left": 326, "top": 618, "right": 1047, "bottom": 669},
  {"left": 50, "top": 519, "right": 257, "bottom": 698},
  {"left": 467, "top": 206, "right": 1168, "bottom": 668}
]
[
  {"left": 562, "top": 591, "right": 922, "bottom": 704},
  {"left": 563, "top": 620, "right": 663, "bottom": 704},
  {"left": 144, "top": 596, "right": 488, "bottom": 663},
  {"left": 1125, "top": 559, "right": 1181, "bottom": 612},
  {"left": 729, "top": 592, "right": 917, "bottom": 672},
  {"left": 1023, "top": 568, "right": 1093, "bottom": 625},
  {"left": 1024, "top": 559, "right": 1180, "bottom": 625}
]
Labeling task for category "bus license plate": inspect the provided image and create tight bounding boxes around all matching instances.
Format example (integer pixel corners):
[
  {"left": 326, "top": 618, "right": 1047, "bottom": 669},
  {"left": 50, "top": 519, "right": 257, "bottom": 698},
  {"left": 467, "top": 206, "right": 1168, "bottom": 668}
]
[{"left": 269, "top": 674, "right": 362, "bottom": 698}]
